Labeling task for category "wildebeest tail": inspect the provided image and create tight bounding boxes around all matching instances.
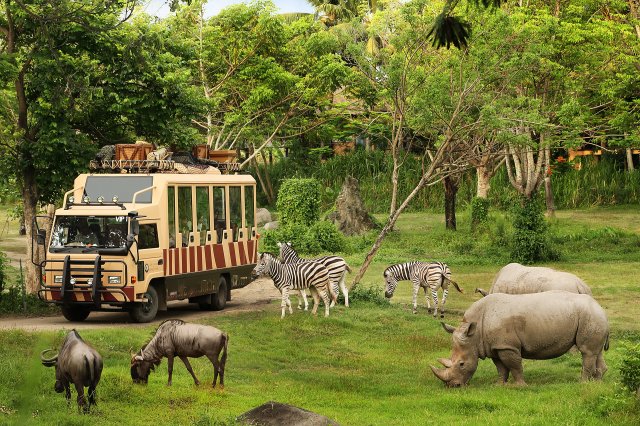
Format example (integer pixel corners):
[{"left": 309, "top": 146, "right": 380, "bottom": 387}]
[
  {"left": 604, "top": 333, "right": 609, "bottom": 351},
  {"left": 220, "top": 333, "right": 228, "bottom": 368},
  {"left": 84, "top": 353, "right": 95, "bottom": 384},
  {"left": 345, "top": 264, "right": 352, "bottom": 274},
  {"left": 444, "top": 277, "right": 463, "bottom": 293}
]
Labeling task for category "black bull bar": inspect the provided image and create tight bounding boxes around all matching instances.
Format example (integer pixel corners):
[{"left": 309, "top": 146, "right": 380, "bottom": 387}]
[{"left": 38, "top": 255, "right": 130, "bottom": 308}]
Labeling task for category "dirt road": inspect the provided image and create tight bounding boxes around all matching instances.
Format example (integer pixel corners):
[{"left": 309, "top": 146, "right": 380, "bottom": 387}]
[{"left": 0, "top": 277, "right": 281, "bottom": 331}]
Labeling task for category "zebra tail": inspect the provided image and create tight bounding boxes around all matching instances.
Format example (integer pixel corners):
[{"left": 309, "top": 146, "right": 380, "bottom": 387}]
[{"left": 445, "top": 277, "right": 464, "bottom": 293}]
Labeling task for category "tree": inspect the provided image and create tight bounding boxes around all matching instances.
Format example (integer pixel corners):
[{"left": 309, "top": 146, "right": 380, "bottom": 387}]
[{"left": 0, "top": 1, "right": 202, "bottom": 293}]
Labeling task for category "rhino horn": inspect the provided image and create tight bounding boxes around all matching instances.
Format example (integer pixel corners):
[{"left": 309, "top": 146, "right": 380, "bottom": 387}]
[
  {"left": 430, "top": 365, "right": 450, "bottom": 383},
  {"left": 40, "top": 349, "right": 58, "bottom": 367},
  {"left": 475, "top": 288, "right": 488, "bottom": 297},
  {"left": 438, "top": 358, "right": 453, "bottom": 368},
  {"left": 441, "top": 322, "right": 456, "bottom": 334}
]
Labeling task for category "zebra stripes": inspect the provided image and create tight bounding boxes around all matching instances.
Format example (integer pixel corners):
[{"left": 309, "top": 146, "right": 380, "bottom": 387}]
[
  {"left": 278, "top": 242, "right": 351, "bottom": 308},
  {"left": 252, "top": 253, "right": 335, "bottom": 318},
  {"left": 383, "top": 261, "right": 463, "bottom": 318}
]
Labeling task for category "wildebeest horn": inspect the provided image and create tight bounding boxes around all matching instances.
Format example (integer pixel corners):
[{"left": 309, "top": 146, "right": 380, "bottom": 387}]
[
  {"left": 430, "top": 365, "right": 450, "bottom": 383},
  {"left": 441, "top": 322, "right": 456, "bottom": 334},
  {"left": 41, "top": 349, "right": 58, "bottom": 367},
  {"left": 438, "top": 358, "right": 453, "bottom": 368}
]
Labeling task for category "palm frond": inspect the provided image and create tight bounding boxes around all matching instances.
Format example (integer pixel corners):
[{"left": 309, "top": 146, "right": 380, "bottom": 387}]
[{"left": 427, "top": 14, "right": 471, "bottom": 50}]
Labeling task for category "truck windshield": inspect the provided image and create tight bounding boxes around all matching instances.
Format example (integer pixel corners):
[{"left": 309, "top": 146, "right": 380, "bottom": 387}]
[{"left": 49, "top": 216, "right": 128, "bottom": 252}]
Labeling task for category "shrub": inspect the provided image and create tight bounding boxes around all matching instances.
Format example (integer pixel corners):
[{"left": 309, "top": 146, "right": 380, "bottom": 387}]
[
  {"left": 470, "top": 197, "right": 490, "bottom": 230},
  {"left": 510, "top": 196, "right": 559, "bottom": 264},
  {"left": 348, "top": 284, "right": 389, "bottom": 307},
  {"left": 621, "top": 342, "right": 640, "bottom": 395},
  {"left": 276, "top": 178, "right": 321, "bottom": 227},
  {"left": 259, "top": 221, "right": 345, "bottom": 256}
]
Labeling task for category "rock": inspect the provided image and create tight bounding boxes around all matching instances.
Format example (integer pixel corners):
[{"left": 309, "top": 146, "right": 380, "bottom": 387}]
[
  {"left": 263, "top": 221, "right": 279, "bottom": 230},
  {"left": 237, "top": 401, "right": 339, "bottom": 426},
  {"left": 256, "top": 208, "right": 273, "bottom": 226},
  {"left": 327, "top": 176, "right": 376, "bottom": 236}
]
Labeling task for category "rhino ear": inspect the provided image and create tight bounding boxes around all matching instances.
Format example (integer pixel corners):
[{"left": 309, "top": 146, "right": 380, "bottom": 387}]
[
  {"left": 460, "top": 322, "right": 477, "bottom": 337},
  {"left": 441, "top": 322, "right": 456, "bottom": 334}
]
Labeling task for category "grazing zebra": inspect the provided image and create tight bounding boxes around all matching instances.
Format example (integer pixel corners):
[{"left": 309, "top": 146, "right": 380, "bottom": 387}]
[
  {"left": 251, "top": 253, "right": 335, "bottom": 318},
  {"left": 277, "top": 242, "right": 351, "bottom": 308},
  {"left": 383, "top": 261, "right": 463, "bottom": 318}
]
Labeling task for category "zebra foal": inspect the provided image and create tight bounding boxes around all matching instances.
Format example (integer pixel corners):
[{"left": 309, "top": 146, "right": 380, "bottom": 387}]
[
  {"left": 277, "top": 242, "right": 351, "bottom": 308},
  {"left": 383, "top": 261, "right": 463, "bottom": 318},
  {"left": 251, "top": 253, "right": 335, "bottom": 318}
]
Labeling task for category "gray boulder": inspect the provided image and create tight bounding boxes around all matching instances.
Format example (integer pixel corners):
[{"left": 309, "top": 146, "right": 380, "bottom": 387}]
[
  {"left": 256, "top": 208, "right": 273, "bottom": 226},
  {"left": 264, "top": 221, "right": 279, "bottom": 230},
  {"left": 237, "top": 401, "right": 339, "bottom": 426}
]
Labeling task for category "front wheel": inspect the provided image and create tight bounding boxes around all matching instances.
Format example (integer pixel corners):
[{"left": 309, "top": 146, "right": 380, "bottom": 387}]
[
  {"left": 61, "top": 305, "right": 91, "bottom": 322},
  {"left": 129, "top": 286, "right": 159, "bottom": 323},
  {"left": 212, "top": 277, "right": 227, "bottom": 311}
]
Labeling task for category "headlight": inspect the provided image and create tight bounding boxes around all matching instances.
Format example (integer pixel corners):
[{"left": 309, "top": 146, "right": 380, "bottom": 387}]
[
  {"left": 87, "top": 278, "right": 93, "bottom": 286},
  {"left": 70, "top": 278, "right": 76, "bottom": 285},
  {"left": 68, "top": 196, "right": 75, "bottom": 204},
  {"left": 97, "top": 196, "right": 104, "bottom": 204},
  {"left": 83, "top": 196, "right": 90, "bottom": 203},
  {"left": 108, "top": 276, "right": 121, "bottom": 284},
  {"left": 112, "top": 196, "right": 119, "bottom": 203},
  {"left": 54, "top": 276, "right": 62, "bottom": 283}
]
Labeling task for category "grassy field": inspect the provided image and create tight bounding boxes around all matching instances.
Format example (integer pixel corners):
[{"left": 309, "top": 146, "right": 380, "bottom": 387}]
[{"left": 0, "top": 206, "right": 639, "bottom": 425}]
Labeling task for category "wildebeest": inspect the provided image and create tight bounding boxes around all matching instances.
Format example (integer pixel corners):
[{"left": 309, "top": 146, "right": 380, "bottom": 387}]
[
  {"left": 41, "top": 329, "right": 103, "bottom": 412},
  {"left": 131, "top": 319, "right": 228, "bottom": 388},
  {"left": 431, "top": 291, "right": 609, "bottom": 387},
  {"left": 475, "top": 262, "right": 592, "bottom": 297}
]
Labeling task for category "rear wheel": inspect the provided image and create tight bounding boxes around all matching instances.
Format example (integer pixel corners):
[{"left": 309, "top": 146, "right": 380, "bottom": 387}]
[
  {"left": 129, "top": 286, "right": 159, "bottom": 323},
  {"left": 212, "top": 277, "right": 228, "bottom": 311},
  {"left": 61, "top": 305, "right": 91, "bottom": 322}
]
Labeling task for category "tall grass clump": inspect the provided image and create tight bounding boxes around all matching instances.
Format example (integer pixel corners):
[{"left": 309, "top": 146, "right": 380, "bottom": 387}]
[{"left": 551, "top": 158, "right": 640, "bottom": 208}]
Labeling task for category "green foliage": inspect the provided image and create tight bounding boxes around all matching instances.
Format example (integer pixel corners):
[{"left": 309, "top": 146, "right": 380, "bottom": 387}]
[
  {"left": 510, "top": 196, "right": 559, "bottom": 264},
  {"left": 260, "top": 221, "right": 345, "bottom": 256},
  {"left": 621, "top": 342, "right": 640, "bottom": 395},
  {"left": 348, "top": 284, "right": 389, "bottom": 307},
  {"left": 276, "top": 178, "right": 321, "bottom": 227},
  {"left": 470, "top": 197, "right": 490, "bottom": 230}
]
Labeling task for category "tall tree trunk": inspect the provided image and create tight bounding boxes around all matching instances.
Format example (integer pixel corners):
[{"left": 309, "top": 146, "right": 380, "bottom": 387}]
[
  {"left": 443, "top": 176, "right": 458, "bottom": 230},
  {"left": 259, "top": 149, "right": 275, "bottom": 203},
  {"left": 476, "top": 165, "right": 491, "bottom": 198},
  {"left": 543, "top": 147, "right": 556, "bottom": 216},
  {"left": 21, "top": 166, "right": 41, "bottom": 294},
  {"left": 626, "top": 148, "right": 635, "bottom": 172}
]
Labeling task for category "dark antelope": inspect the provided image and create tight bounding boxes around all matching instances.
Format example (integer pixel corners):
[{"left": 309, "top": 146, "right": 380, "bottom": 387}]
[
  {"left": 41, "top": 330, "right": 103, "bottom": 413},
  {"left": 131, "top": 319, "right": 228, "bottom": 388}
]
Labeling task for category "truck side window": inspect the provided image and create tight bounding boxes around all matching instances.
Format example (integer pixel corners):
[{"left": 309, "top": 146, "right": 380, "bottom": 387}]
[
  {"left": 178, "top": 186, "right": 193, "bottom": 247},
  {"left": 139, "top": 224, "right": 159, "bottom": 249},
  {"left": 213, "top": 186, "right": 226, "bottom": 243},
  {"left": 196, "top": 186, "right": 210, "bottom": 245},
  {"left": 168, "top": 186, "right": 176, "bottom": 248},
  {"left": 245, "top": 185, "right": 254, "bottom": 239},
  {"left": 229, "top": 186, "right": 241, "bottom": 242}
]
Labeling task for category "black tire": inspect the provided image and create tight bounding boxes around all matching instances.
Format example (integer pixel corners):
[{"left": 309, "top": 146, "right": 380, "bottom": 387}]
[
  {"left": 129, "top": 286, "right": 159, "bottom": 323},
  {"left": 212, "top": 277, "right": 227, "bottom": 311},
  {"left": 61, "top": 305, "right": 91, "bottom": 322}
]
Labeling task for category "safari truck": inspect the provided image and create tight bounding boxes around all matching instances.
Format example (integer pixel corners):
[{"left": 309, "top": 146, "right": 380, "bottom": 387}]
[{"left": 34, "top": 163, "right": 258, "bottom": 322}]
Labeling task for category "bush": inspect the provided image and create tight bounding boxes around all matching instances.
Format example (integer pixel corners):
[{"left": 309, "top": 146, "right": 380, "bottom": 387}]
[
  {"left": 259, "top": 221, "right": 345, "bottom": 256},
  {"left": 510, "top": 196, "right": 559, "bottom": 264},
  {"left": 348, "top": 284, "right": 389, "bottom": 307},
  {"left": 621, "top": 342, "right": 640, "bottom": 395},
  {"left": 276, "top": 178, "right": 321, "bottom": 227},
  {"left": 470, "top": 197, "right": 490, "bottom": 230}
]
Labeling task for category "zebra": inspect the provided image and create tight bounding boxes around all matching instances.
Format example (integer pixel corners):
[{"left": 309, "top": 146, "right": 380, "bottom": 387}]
[
  {"left": 251, "top": 253, "right": 336, "bottom": 318},
  {"left": 277, "top": 242, "right": 351, "bottom": 308},
  {"left": 383, "top": 261, "right": 463, "bottom": 318}
]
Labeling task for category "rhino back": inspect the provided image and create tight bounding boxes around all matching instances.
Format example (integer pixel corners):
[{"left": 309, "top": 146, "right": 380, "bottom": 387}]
[
  {"left": 465, "top": 291, "right": 607, "bottom": 360},
  {"left": 490, "top": 263, "right": 592, "bottom": 295}
]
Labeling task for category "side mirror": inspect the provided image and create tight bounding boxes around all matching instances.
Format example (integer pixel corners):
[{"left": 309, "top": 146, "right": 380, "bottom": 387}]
[
  {"left": 36, "top": 229, "right": 46, "bottom": 246},
  {"left": 130, "top": 218, "right": 139, "bottom": 236},
  {"left": 126, "top": 234, "right": 136, "bottom": 249}
]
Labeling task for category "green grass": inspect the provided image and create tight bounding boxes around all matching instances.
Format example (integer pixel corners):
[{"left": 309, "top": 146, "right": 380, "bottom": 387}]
[{"left": 1, "top": 206, "right": 640, "bottom": 424}]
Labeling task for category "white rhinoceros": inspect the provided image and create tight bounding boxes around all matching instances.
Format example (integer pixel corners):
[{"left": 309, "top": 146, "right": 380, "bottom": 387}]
[
  {"left": 475, "top": 263, "right": 592, "bottom": 297},
  {"left": 431, "top": 291, "right": 609, "bottom": 387}
]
